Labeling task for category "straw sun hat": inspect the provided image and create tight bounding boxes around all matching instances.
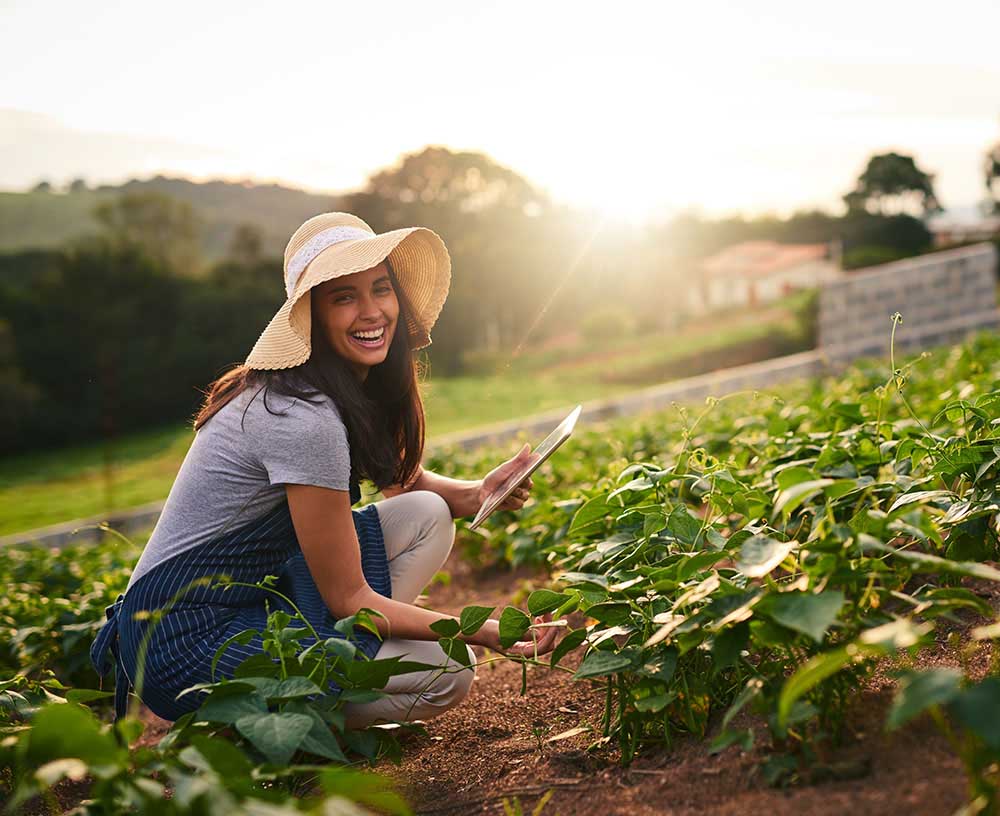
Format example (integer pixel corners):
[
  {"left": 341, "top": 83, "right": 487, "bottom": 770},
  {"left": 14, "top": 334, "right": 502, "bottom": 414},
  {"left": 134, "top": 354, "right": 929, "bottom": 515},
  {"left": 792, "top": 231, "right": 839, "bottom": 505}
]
[{"left": 245, "top": 213, "right": 451, "bottom": 370}]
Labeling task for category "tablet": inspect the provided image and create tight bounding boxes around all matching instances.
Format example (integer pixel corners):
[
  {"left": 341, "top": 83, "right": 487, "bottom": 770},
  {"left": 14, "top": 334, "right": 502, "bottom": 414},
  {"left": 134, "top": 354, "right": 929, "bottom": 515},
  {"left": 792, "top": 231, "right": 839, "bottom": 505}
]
[{"left": 469, "top": 405, "right": 582, "bottom": 531}]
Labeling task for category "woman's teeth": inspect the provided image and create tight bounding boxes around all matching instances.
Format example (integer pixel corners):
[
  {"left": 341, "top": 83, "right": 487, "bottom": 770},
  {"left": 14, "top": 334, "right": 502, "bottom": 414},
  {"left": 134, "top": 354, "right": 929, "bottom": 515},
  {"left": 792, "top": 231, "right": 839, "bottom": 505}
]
[{"left": 350, "top": 327, "right": 385, "bottom": 347}]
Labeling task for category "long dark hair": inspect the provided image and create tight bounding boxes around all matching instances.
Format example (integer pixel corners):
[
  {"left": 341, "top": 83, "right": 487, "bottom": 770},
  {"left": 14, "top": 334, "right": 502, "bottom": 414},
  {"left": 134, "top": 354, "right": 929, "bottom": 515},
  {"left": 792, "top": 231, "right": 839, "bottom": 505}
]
[{"left": 193, "top": 264, "right": 425, "bottom": 490}]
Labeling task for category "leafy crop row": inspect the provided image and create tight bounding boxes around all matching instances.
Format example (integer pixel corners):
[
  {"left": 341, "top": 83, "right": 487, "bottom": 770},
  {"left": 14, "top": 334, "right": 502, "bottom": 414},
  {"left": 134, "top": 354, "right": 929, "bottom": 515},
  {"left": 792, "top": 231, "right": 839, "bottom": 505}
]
[{"left": 430, "top": 327, "right": 1000, "bottom": 805}]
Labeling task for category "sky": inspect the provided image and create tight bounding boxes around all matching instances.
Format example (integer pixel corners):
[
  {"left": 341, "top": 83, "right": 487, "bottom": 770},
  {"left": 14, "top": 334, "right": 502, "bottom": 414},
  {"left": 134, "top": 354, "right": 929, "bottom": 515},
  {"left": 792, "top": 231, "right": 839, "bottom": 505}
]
[{"left": 2, "top": 0, "right": 998, "bottom": 221}]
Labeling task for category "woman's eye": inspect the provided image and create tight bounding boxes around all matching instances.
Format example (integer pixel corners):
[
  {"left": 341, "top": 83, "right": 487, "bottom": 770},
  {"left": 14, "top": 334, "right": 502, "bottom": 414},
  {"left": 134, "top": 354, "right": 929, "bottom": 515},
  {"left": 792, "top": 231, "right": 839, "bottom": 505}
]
[{"left": 334, "top": 294, "right": 353, "bottom": 304}]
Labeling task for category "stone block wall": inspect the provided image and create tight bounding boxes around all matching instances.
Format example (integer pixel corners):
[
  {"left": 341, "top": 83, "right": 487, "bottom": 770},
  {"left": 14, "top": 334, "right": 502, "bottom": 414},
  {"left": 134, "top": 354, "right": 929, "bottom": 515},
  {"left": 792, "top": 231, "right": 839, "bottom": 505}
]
[{"left": 818, "top": 243, "right": 999, "bottom": 360}]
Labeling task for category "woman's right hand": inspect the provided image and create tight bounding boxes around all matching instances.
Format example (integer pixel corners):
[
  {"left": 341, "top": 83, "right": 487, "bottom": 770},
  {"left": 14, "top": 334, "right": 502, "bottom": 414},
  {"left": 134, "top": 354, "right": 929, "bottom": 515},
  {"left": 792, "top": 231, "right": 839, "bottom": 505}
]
[{"left": 471, "top": 614, "right": 560, "bottom": 658}]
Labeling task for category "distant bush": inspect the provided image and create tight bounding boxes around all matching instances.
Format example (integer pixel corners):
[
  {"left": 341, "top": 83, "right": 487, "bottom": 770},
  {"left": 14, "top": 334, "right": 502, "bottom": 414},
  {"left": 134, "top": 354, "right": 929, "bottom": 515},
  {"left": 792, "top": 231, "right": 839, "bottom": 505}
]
[
  {"left": 841, "top": 245, "right": 911, "bottom": 270},
  {"left": 841, "top": 212, "right": 932, "bottom": 255},
  {"left": 0, "top": 242, "right": 285, "bottom": 456},
  {"left": 458, "top": 348, "right": 506, "bottom": 377},
  {"left": 580, "top": 306, "right": 636, "bottom": 345}
]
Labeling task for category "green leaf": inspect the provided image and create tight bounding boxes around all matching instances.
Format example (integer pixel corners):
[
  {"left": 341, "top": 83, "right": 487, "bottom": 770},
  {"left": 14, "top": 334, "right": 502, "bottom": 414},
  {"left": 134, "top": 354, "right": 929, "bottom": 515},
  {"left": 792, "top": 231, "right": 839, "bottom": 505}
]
[
  {"left": 887, "top": 669, "right": 963, "bottom": 730},
  {"left": 196, "top": 691, "right": 267, "bottom": 725},
  {"left": 65, "top": 689, "right": 115, "bottom": 705},
  {"left": 774, "top": 479, "right": 834, "bottom": 516},
  {"left": 346, "top": 657, "right": 439, "bottom": 688},
  {"left": 586, "top": 602, "right": 632, "bottom": 626},
  {"left": 318, "top": 766, "right": 411, "bottom": 815},
  {"left": 634, "top": 693, "right": 674, "bottom": 713},
  {"left": 722, "top": 677, "right": 764, "bottom": 730},
  {"left": 549, "top": 627, "right": 587, "bottom": 668},
  {"left": 235, "top": 711, "right": 313, "bottom": 765},
  {"left": 861, "top": 540, "right": 1000, "bottom": 582},
  {"left": 233, "top": 653, "right": 280, "bottom": 678},
  {"left": 830, "top": 401, "right": 864, "bottom": 423},
  {"left": 573, "top": 649, "right": 633, "bottom": 679},
  {"left": 951, "top": 678, "right": 1000, "bottom": 751},
  {"left": 26, "top": 703, "right": 121, "bottom": 766},
  {"left": 888, "top": 490, "right": 954, "bottom": 513},
  {"left": 774, "top": 465, "right": 818, "bottom": 490},
  {"left": 712, "top": 622, "right": 749, "bottom": 671},
  {"left": 569, "top": 495, "right": 614, "bottom": 536},
  {"left": 763, "top": 591, "right": 845, "bottom": 643},
  {"left": 188, "top": 735, "right": 254, "bottom": 777},
  {"left": 438, "top": 637, "right": 474, "bottom": 667},
  {"left": 708, "top": 727, "right": 754, "bottom": 754},
  {"left": 299, "top": 723, "right": 348, "bottom": 763},
  {"left": 283, "top": 701, "right": 349, "bottom": 763},
  {"left": 677, "top": 550, "right": 728, "bottom": 582},
  {"left": 429, "top": 618, "right": 461, "bottom": 638},
  {"left": 459, "top": 605, "right": 495, "bottom": 636},
  {"left": 918, "top": 587, "right": 993, "bottom": 617},
  {"left": 527, "top": 590, "right": 567, "bottom": 616},
  {"left": 210, "top": 629, "right": 258, "bottom": 681},
  {"left": 777, "top": 647, "right": 857, "bottom": 732},
  {"left": 324, "top": 637, "right": 358, "bottom": 664},
  {"left": 735, "top": 535, "right": 794, "bottom": 578},
  {"left": 114, "top": 717, "right": 144, "bottom": 746},
  {"left": 637, "top": 647, "right": 679, "bottom": 684},
  {"left": 858, "top": 618, "right": 932, "bottom": 651},
  {"left": 239, "top": 677, "right": 280, "bottom": 698},
  {"left": 272, "top": 676, "right": 323, "bottom": 699},
  {"left": 498, "top": 607, "right": 531, "bottom": 649},
  {"left": 665, "top": 505, "right": 703, "bottom": 546}
]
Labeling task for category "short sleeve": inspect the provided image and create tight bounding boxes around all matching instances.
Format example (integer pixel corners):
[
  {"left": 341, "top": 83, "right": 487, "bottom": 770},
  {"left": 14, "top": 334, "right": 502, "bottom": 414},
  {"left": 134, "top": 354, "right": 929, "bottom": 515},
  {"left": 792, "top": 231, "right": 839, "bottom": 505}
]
[{"left": 246, "top": 392, "right": 351, "bottom": 492}]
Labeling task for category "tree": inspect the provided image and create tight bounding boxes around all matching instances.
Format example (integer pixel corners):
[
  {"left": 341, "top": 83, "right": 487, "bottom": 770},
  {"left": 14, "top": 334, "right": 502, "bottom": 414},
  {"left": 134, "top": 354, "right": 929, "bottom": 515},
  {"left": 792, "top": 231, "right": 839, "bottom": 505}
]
[
  {"left": 843, "top": 152, "right": 942, "bottom": 218},
  {"left": 227, "top": 222, "right": 264, "bottom": 266},
  {"left": 985, "top": 139, "right": 1000, "bottom": 214},
  {"left": 0, "top": 319, "right": 41, "bottom": 453},
  {"left": 31, "top": 180, "right": 52, "bottom": 193},
  {"left": 68, "top": 178, "right": 89, "bottom": 193},
  {"left": 359, "top": 146, "right": 546, "bottom": 221},
  {"left": 93, "top": 191, "right": 203, "bottom": 275}
]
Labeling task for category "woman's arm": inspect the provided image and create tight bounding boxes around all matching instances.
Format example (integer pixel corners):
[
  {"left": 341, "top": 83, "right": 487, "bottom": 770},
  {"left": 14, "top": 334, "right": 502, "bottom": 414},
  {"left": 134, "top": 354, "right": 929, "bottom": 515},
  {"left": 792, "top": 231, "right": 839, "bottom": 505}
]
[
  {"left": 286, "top": 483, "right": 555, "bottom": 655},
  {"left": 382, "top": 444, "right": 538, "bottom": 519}
]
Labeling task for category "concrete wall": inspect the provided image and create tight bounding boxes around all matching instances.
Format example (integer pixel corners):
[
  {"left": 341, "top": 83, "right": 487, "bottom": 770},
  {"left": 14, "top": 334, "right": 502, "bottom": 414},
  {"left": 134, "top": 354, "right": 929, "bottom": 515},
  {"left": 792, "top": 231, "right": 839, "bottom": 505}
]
[{"left": 818, "top": 243, "right": 1000, "bottom": 361}]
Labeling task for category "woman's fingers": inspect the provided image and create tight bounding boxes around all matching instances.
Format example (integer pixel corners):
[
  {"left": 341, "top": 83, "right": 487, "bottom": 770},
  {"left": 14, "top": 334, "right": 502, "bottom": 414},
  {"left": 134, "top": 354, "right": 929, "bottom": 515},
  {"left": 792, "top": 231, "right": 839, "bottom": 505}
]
[
  {"left": 498, "top": 485, "right": 532, "bottom": 510},
  {"left": 506, "top": 614, "right": 559, "bottom": 657}
]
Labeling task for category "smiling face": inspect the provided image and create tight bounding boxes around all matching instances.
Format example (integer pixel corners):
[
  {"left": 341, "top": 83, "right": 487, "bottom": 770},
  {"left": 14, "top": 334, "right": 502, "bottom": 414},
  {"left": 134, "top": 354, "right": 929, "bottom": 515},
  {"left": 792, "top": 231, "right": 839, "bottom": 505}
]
[{"left": 311, "top": 262, "right": 399, "bottom": 380}]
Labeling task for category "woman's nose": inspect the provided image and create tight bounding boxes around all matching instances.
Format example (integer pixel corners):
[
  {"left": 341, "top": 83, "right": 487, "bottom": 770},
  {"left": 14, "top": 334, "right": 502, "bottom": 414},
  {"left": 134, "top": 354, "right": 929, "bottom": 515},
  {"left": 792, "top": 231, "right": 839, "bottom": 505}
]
[{"left": 358, "top": 295, "right": 382, "bottom": 321}]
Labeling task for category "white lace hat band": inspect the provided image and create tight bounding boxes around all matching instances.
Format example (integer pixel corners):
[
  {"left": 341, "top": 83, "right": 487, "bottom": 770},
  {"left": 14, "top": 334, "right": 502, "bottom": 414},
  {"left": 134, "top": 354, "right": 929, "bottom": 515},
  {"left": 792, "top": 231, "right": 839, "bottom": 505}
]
[{"left": 284, "top": 226, "right": 374, "bottom": 298}]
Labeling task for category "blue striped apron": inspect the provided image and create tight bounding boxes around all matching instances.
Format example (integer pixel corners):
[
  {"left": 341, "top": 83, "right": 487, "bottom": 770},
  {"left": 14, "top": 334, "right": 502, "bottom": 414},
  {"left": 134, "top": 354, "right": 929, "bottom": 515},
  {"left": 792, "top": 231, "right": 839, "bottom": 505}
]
[{"left": 91, "top": 482, "right": 391, "bottom": 721}]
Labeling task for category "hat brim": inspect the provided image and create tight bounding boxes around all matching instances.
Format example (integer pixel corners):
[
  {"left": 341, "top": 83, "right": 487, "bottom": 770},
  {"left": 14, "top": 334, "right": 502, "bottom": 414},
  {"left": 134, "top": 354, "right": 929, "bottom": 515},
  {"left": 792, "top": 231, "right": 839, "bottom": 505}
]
[{"left": 245, "top": 227, "right": 451, "bottom": 370}]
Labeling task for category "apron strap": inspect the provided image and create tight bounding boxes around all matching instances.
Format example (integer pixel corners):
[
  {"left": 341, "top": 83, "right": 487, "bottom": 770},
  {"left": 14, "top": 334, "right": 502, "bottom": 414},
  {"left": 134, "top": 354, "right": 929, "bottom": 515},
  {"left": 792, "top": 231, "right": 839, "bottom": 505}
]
[{"left": 90, "top": 594, "right": 129, "bottom": 720}]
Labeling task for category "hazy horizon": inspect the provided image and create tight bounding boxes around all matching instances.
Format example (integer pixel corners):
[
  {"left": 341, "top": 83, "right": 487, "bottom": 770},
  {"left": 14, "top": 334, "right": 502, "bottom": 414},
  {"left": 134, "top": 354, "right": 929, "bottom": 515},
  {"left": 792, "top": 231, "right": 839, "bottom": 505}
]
[{"left": 3, "top": 0, "right": 998, "bottom": 221}]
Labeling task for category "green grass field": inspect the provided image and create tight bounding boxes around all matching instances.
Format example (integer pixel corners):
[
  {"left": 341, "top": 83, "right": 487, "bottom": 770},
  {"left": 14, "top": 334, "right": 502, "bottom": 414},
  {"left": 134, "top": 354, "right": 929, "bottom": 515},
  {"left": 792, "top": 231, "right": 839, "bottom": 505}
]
[{"left": 0, "top": 295, "right": 810, "bottom": 536}]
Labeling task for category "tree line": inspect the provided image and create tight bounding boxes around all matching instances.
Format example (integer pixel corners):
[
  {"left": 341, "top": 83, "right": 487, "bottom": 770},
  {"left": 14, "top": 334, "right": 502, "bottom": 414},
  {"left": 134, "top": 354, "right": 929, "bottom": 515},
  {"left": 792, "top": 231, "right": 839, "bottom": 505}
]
[{"left": 1, "top": 145, "right": 983, "bottom": 457}]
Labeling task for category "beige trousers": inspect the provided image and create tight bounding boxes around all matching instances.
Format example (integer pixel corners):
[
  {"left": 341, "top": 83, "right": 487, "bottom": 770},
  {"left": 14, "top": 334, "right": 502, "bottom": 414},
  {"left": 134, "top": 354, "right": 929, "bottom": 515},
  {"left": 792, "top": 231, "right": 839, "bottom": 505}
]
[{"left": 342, "top": 490, "right": 476, "bottom": 728}]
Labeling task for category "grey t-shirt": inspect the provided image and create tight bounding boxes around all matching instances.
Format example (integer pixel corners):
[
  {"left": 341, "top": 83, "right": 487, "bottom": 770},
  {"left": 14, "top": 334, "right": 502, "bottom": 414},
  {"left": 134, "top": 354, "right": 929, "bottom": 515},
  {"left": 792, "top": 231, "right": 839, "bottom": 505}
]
[{"left": 127, "top": 385, "right": 353, "bottom": 589}]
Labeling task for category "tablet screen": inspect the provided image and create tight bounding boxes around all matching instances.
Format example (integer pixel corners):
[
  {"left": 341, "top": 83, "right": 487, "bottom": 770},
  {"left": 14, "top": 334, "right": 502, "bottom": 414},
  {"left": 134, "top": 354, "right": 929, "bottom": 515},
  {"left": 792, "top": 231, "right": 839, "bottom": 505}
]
[{"left": 469, "top": 405, "right": 582, "bottom": 530}]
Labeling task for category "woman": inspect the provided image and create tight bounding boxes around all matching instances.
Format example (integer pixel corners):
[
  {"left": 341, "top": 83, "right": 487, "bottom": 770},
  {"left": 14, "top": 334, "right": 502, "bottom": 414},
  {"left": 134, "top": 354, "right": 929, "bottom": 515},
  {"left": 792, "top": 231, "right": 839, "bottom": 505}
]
[{"left": 92, "top": 212, "right": 558, "bottom": 727}]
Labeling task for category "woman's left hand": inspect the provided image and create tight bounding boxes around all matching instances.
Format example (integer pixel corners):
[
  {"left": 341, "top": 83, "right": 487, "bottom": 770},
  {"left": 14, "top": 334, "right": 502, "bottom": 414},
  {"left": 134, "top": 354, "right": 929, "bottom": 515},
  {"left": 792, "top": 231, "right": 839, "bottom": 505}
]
[{"left": 478, "top": 443, "right": 538, "bottom": 511}]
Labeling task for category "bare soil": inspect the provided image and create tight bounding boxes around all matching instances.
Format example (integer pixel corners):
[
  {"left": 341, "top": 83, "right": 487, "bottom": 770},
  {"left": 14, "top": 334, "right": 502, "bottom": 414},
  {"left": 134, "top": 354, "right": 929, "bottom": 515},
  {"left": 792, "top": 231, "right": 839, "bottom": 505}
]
[{"left": 385, "top": 551, "right": 993, "bottom": 816}]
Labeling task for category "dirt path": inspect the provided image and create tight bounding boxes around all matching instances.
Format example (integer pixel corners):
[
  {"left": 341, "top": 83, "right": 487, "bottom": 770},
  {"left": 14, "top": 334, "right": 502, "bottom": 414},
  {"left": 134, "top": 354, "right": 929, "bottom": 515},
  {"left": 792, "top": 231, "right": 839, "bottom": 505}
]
[{"left": 388, "top": 551, "right": 976, "bottom": 816}]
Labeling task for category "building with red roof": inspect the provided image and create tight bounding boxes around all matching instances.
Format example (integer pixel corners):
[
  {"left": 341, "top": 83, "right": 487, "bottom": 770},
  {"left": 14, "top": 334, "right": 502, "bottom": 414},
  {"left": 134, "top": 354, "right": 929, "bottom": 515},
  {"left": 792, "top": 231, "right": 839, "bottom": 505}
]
[{"left": 693, "top": 240, "right": 840, "bottom": 312}]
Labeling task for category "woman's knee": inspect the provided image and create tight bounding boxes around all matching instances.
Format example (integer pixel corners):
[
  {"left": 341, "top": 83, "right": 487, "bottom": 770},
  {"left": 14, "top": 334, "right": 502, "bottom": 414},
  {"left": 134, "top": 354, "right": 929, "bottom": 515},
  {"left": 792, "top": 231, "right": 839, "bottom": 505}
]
[
  {"left": 424, "top": 647, "right": 476, "bottom": 713},
  {"left": 408, "top": 490, "right": 456, "bottom": 556}
]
